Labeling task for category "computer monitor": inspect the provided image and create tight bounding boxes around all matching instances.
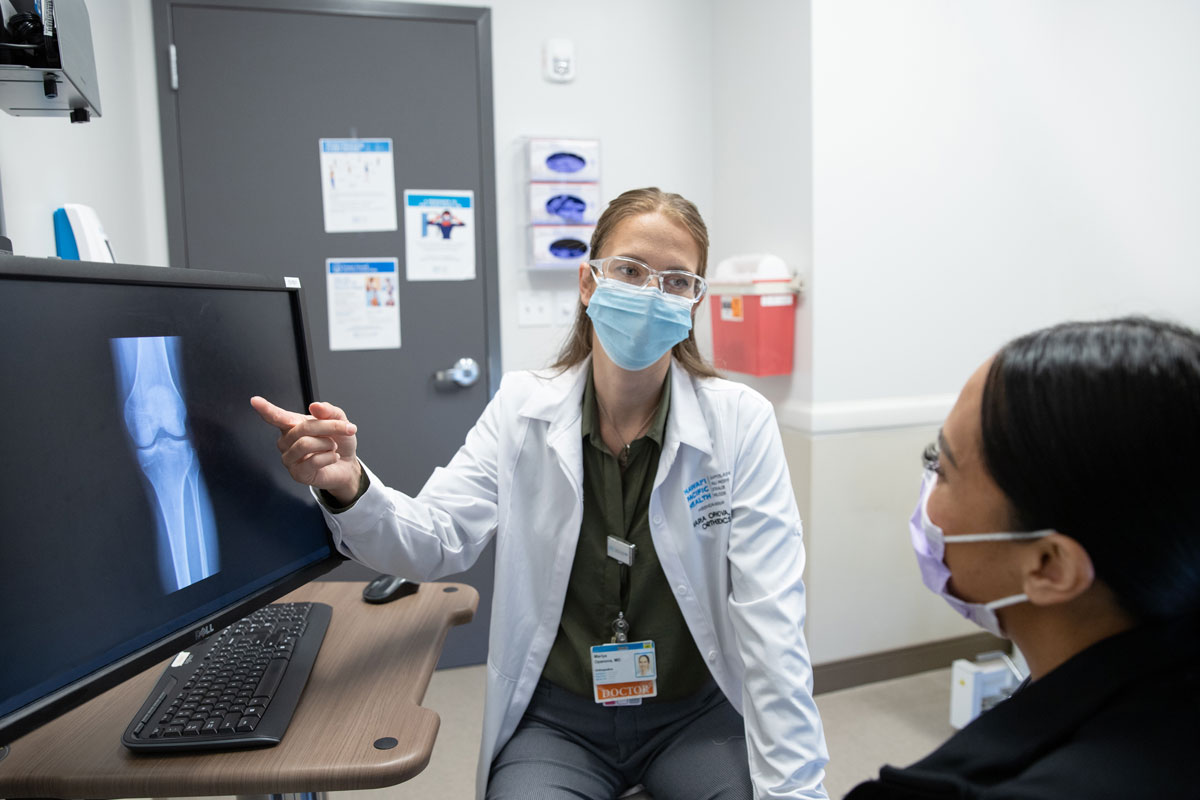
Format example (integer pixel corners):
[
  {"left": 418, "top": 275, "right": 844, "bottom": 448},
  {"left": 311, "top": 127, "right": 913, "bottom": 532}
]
[{"left": 0, "top": 255, "right": 343, "bottom": 745}]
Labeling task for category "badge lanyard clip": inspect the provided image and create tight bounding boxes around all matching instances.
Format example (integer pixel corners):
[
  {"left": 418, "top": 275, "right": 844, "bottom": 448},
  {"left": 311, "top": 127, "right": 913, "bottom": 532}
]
[
  {"left": 611, "top": 611, "right": 629, "bottom": 644},
  {"left": 607, "top": 537, "right": 635, "bottom": 643}
]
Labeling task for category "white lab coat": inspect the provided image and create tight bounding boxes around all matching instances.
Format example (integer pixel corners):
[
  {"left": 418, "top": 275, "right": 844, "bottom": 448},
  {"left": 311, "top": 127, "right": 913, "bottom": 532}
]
[{"left": 319, "top": 359, "right": 829, "bottom": 799}]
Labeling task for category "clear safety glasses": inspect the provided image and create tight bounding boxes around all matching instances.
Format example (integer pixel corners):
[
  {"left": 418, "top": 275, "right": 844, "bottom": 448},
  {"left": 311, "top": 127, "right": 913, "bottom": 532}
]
[{"left": 588, "top": 256, "right": 708, "bottom": 305}]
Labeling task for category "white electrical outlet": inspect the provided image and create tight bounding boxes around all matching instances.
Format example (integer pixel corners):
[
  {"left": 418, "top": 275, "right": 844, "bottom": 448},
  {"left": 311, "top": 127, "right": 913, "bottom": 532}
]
[
  {"left": 517, "top": 290, "right": 553, "bottom": 327},
  {"left": 554, "top": 290, "right": 579, "bottom": 326}
]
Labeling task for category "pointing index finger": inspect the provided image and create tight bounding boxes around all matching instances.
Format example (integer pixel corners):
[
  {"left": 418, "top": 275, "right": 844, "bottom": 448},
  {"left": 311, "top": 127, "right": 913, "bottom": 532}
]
[{"left": 250, "top": 395, "right": 308, "bottom": 431}]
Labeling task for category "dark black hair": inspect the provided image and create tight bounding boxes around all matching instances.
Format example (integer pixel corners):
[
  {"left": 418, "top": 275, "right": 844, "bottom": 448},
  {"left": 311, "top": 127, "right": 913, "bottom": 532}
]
[{"left": 980, "top": 316, "right": 1200, "bottom": 621}]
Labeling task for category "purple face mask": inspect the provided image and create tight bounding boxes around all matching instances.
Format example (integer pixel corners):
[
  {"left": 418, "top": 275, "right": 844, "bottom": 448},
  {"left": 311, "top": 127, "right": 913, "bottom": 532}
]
[{"left": 910, "top": 470, "right": 1050, "bottom": 638}]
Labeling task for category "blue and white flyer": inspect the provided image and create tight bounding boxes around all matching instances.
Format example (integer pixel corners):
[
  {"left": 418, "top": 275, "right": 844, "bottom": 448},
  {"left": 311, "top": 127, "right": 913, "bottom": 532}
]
[
  {"left": 404, "top": 189, "right": 476, "bottom": 281},
  {"left": 326, "top": 258, "right": 401, "bottom": 351},
  {"left": 319, "top": 138, "right": 398, "bottom": 233}
]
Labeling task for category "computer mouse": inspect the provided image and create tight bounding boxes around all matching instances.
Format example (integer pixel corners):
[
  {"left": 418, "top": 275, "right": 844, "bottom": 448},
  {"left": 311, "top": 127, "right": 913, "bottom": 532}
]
[{"left": 362, "top": 574, "right": 419, "bottom": 604}]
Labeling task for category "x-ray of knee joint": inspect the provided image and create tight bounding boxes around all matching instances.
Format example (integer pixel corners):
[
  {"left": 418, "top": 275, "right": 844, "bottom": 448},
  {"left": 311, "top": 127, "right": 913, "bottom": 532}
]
[{"left": 111, "top": 336, "right": 220, "bottom": 592}]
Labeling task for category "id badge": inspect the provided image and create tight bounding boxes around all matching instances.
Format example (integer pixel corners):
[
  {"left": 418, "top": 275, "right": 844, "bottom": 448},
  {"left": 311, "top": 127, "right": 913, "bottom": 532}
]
[
  {"left": 590, "top": 640, "right": 657, "bottom": 705},
  {"left": 606, "top": 535, "right": 636, "bottom": 566}
]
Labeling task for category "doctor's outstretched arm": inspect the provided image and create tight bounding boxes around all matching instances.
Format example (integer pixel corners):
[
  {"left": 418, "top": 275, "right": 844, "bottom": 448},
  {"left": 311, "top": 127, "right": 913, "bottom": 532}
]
[{"left": 252, "top": 380, "right": 506, "bottom": 582}]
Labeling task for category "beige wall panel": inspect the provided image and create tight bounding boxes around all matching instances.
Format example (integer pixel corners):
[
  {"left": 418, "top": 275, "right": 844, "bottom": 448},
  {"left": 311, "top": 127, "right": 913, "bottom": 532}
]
[{"left": 784, "top": 424, "right": 979, "bottom": 664}]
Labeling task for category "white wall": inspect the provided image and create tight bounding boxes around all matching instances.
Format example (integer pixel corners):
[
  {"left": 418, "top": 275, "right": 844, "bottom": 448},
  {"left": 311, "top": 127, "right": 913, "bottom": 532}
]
[
  {"left": 707, "top": 0, "right": 812, "bottom": 412},
  {"left": 811, "top": 0, "right": 1200, "bottom": 412},
  {"left": 701, "top": 0, "right": 970, "bottom": 665},
  {"left": 0, "top": 2, "right": 167, "bottom": 266},
  {"left": 429, "top": 0, "right": 715, "bottom": 372},
  {"left": 798, "top": 0, "right": 1200, "bottom": 662}
]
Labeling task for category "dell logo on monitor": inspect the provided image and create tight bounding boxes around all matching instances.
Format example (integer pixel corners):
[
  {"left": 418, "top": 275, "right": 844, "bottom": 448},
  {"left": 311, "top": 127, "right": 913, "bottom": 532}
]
[{"left": 194, "top": 624, "right": 214, "bottom": 641}]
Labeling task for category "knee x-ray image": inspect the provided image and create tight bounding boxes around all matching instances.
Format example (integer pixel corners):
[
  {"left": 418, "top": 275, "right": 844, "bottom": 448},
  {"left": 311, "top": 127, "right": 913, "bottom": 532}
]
[{"left": 112, "top": 336, "right": 220, "bottom": 592}]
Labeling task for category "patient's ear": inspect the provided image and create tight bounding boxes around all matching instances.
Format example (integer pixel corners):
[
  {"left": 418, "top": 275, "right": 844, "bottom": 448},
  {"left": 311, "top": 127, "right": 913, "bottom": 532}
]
[{"left": 1022, "top": 533, "right": 1095, "bottom": 606}]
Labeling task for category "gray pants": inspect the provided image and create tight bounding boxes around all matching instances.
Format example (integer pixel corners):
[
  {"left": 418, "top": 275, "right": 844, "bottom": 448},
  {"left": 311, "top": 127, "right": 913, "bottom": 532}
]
[{"left": 487, "top": 678, "right": 752, "bottom": 800}]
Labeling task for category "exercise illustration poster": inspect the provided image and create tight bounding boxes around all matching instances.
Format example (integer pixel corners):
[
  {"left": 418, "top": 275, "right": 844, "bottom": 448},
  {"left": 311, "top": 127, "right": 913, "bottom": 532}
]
[
  {"left": 404, "top": 189, "right": 476, "bottom": 282},
  {"left": 319, "top": 138, "right": 398, "bottom": 233}
]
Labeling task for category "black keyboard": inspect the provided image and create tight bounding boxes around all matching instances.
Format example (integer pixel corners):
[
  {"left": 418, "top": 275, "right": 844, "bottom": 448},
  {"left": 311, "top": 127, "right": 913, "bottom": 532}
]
[{"left": 122, "top": 601, "right": 332, "bottom": 751}]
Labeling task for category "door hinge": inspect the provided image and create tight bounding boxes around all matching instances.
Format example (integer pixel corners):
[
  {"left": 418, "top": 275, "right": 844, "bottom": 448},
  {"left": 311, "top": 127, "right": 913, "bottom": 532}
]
[{"left": 169, "top": 43, "right": 179, "bottom": 91}]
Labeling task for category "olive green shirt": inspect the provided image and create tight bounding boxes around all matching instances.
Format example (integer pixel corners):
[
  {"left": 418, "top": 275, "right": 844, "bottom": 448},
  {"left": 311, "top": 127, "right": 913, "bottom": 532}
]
[{"left": 540, "top": 366, "right": 709, "bottom": 700}]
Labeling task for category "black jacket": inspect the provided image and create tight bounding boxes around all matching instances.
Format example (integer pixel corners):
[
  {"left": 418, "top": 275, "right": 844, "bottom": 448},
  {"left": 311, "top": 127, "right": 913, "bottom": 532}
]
[{"left": 844, "top": 617, "right": 1200, "bottom": 799}]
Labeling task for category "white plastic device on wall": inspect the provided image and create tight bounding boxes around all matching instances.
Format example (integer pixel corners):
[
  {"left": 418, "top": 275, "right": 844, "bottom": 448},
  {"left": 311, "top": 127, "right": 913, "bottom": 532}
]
[
  {"left": 543, "top": 38, "right": 575, "bottom": 83},
  {"left": 949, "top": 650, "right": 1025, "bottom": 729},
  {"left": 53, "top": 203, "right": 115, "bottom": 262}
]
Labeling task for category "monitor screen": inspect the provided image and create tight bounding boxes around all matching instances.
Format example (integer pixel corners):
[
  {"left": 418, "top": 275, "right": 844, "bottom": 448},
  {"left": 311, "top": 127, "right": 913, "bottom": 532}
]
[{"left": 0, "top": 255, "right": 341, "bottom": 744}]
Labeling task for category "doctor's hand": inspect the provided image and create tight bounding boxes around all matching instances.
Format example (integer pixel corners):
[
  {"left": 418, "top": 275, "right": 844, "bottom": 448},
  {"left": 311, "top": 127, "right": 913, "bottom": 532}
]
[{"left": 251, "top": 396, "right": 363, "bottom": 505}]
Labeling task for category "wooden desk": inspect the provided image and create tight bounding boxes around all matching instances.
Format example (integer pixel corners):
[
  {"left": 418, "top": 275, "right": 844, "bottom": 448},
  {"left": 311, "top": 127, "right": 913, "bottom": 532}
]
[{"left": 0, "top": 581, "right": 478, "bottom": 798}]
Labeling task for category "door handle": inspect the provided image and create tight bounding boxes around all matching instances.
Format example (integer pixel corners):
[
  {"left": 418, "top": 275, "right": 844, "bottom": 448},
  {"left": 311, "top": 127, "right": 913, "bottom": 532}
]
[{"left": 435, "top": 357, "right": 480, "bottom": 388}]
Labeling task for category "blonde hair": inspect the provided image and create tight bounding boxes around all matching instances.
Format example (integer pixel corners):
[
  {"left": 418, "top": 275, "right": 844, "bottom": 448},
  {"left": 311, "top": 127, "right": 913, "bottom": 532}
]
[{"left": 550, "top": 187, "right": 720, "bottom": 378}]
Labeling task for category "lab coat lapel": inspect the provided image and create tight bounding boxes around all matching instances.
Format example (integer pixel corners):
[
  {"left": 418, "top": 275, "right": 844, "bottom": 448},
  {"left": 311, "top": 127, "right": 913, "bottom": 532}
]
[
  {"left": 517, "top": 361, "right": 587, "bottom": 494},
  {"left": 657, "top": 361, "right": 713, "bottom": 488}
]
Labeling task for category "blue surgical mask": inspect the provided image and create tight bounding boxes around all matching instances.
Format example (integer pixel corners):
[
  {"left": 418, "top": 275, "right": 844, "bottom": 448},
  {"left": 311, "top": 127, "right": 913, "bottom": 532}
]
[{"left": 586, "top": 282, "right": 694, "bottom": 371}]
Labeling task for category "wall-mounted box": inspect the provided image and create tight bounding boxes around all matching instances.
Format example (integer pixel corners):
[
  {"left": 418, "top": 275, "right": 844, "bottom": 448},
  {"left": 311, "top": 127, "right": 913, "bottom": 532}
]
[
  {"left": 529, "top": 181, "right": 602, "bottom": 225},
  {"left": 708, "top": 254, "right": 802, "bottom": 377},
  {"left": 527, "top": 138, "right": 600, "bottom": 182},
  {"left": 531, "top": 225, "right": 593, "bottom": 270}
]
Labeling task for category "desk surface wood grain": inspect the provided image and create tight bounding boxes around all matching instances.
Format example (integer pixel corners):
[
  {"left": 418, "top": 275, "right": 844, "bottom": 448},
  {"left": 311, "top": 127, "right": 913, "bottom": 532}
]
[{"left": 0, "top": 580, "right": 478, "bottom": 798}]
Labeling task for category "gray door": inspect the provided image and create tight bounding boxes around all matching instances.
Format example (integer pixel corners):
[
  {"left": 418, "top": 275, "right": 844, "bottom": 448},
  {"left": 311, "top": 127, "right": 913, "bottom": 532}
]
[{"left": 152, "top": 0, "right": 499, "bottom": 667}]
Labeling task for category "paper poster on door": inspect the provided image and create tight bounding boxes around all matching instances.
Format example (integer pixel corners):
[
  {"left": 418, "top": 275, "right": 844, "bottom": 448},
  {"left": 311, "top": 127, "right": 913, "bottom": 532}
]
[
  {"left": 404, "top": 190, "right": 476, "bottom": 281},
  {"left": 319, "top": 139, "right": 398, "bottom": 233},
  {"left": 326, "top": 258, "right": 400, "bottom": 351}
]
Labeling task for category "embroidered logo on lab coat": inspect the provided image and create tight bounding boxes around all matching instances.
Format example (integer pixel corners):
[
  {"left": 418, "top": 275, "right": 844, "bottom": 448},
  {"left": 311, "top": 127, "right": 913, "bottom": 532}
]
[
  {"left": 685, "top": 471, "right": 729, "bottom": 509},
  {"left": 686, "top": 471, "right": 732, "bottom": 530}
]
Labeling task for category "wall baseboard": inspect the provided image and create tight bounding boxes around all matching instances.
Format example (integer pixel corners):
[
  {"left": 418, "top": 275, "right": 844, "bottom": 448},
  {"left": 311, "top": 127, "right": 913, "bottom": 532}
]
[{"left": 812, "top": 632, "right": 1006, "bottom": 695}]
